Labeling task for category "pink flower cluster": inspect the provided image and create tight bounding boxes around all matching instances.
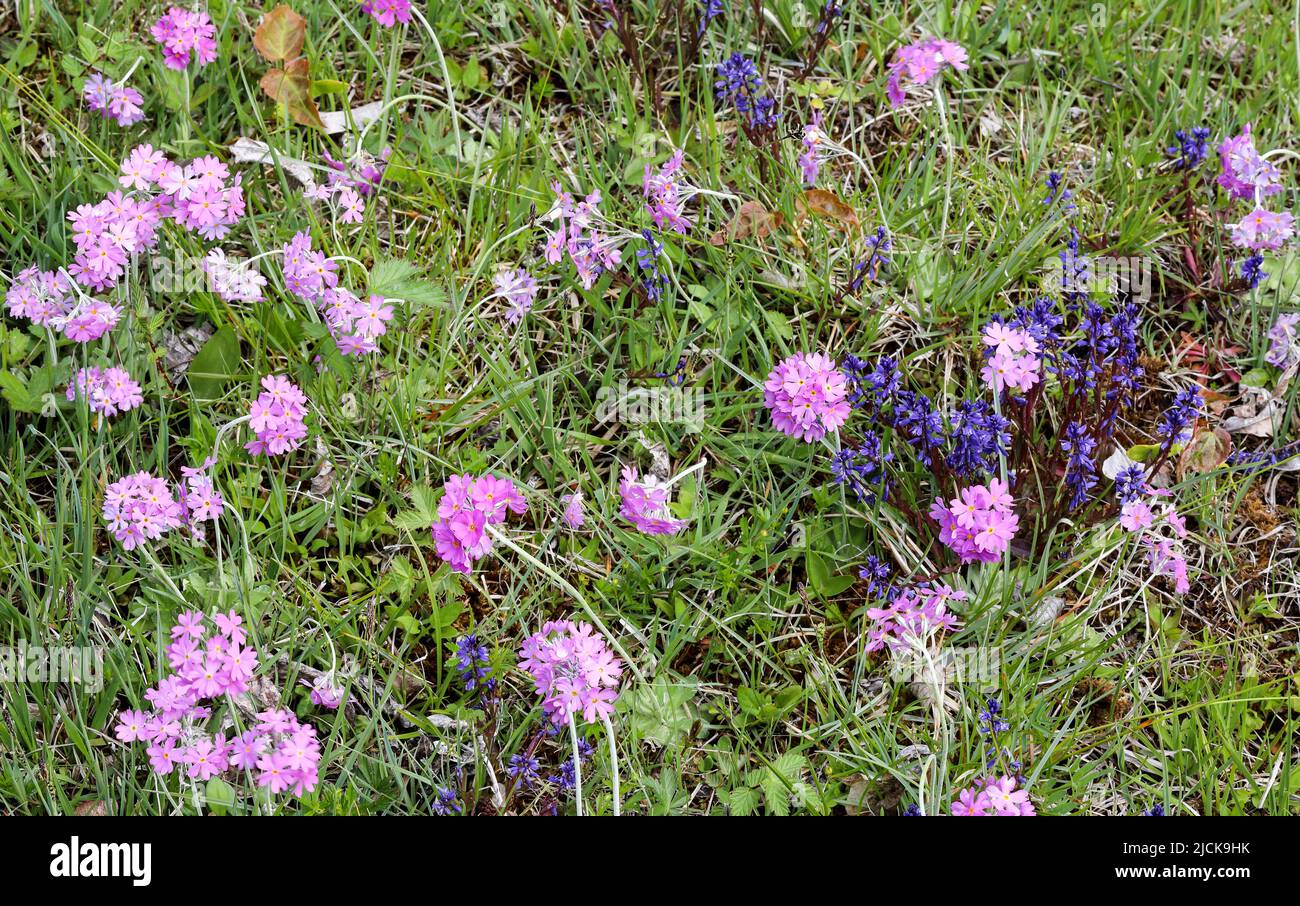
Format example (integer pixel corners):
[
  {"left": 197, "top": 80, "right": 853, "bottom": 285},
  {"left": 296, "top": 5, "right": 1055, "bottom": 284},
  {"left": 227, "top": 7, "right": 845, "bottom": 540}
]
[
  {"left": 952, "top": 776, "right": 1036, "bottom": 816},
  {"left": 119, "top": 145, "right": 247, "bottom": 240},
  {"left": 103, "top": 467, "right": 222, "bottom": 550},
  {"left": 2, "top": 267, "right": 109, "bottom": 342},
  {"left": 931, "top": 479, "right": 1019, "bottom": 563},
  {"left": 619, "top": 466, "right": 686, "bottom": 535},
  {"left": 1228, "top": 207, "right": 1295, "bottom": 251},
  {"left": 797, "top": 112, "right": 823, "bottom": 185},
  {"left": 179, "top": 459, "right": 225, "bottom": 526},
  {"left": 1217, "top": 125, "right": 1294, "bottom": 253},
  {"left": 150, "top": 7, "right": 218, "bottom": 70},
  {"left": 980, "top": 323, "right": 1041, "bottom": 394},
  {"left": 517, "top": 620, "right": 622, "bottom": 725},
  {"left": 886, "top": 38, "right": 968, "bottom": 107},
  {"left": 643, "top": 150, "right": 693, "bottom": 233},
  {"left": 545, "top": 181, "right": 623, "bottom": 290},
  {"left": 431, "top": 473, "right": 527, "bottom": 574},
  {"left": 67, "top": 366, "right": 143, "bottom": 418},
  {"left": 763, "top": 352, "right": 851, "bottom": 442},
  {"left": 361, "top": 0, "right": 412, "bottom": 28},
  {"left": 245, "top": 374, "right": 309, "bottom": 457},
  {"left": 281, "top": 232, "right": 394, "bottom": 356},
  {"left": 5, "top": 267, "right": 71, "bottom": 325},
  {"left": 1118, "top": 494, "right": 1191, "bottom": 595},
  {"left": 302, "top": 672, "right": 345, "bottom": 709},
  {"left": 1265, "top": 312, "right": 1300, "bottom": 368},
  {"left": 490, "top": 268, "right": 539, "bottom": 324},
  {"left": 203, "top": 248, "right": 267, "bottom": 302},
  {"left": 83, "top": 73, "right": 144, "bottom": 126},
  {"left": 865, "top": 583, "right": 963, "bottom": 652},
  {"left": 114, "top": 611, "right": 323, "bottom": 796},
  {"left": 1217, "top": 124, "right": 1282, "bottom": 201},
  {"left": 323, "top": 148, "right": 391, "bottom": 197}
]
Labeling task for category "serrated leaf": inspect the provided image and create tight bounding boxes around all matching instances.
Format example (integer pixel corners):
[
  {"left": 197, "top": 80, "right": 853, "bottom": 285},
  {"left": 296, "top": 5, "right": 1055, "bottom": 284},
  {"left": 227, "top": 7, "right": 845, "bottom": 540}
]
[
  {"left": 721, "top": 785, "right": 761, "bottom": 816},
  {"left": 368, "top": 258, "right": 446, "bottom": 309},
  {"left": 253, "top": 4, "right": 307, "bottom": 63}
]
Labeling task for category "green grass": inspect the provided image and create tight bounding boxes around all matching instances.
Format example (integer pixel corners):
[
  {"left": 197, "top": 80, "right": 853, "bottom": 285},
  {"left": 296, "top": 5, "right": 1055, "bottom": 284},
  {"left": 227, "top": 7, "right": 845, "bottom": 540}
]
[{"left": 0, "top": 0, "right": 1298, "bottom": 815}]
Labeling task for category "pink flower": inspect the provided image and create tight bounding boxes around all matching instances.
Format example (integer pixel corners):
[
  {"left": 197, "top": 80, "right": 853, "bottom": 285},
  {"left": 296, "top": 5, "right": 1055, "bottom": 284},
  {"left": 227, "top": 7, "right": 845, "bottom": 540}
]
[
  {"left": 763, "top": 352, "right": 852, "bottom": 442},
  {"left": 114, "top": 709, "right": 151, "bottom": 743},
  {"left": 244, "top": 375, "right": 309, "bottom": 458},
  {"left": 932, "top": 482, "right": 1018, "bottom": 563},
  {"left": 491, "top": 268, "right": 539, "bottom": 324},
  {"left": 886, "top": 37, "right": 969, "bottom": 107},
  {"left": 951, "top": 786, "right": 991, "bottom": 816},
  {"left": 151, "top": 7, "right": 218, "bottom": 70},
  {"left": 618, "top": 466, "right": 687, "bottom": 535},
  {"left": 361, "top": 0, "right": 413, "bottom": 27},
  {"left": 561, "top": 492, "right": 585, "bottom": 529},
  {"left": 1217, "top": 124, "right": 1283, "bottom": 201},
  {"left": 518, "top": 620, "right": 622, "bottom": 726},
  {"left": 430, "top": 473, "right": 527, "bottom": 575},
  {"left": 985, "top": 775, "right": 1032, "bottom": 815},
  {"left": 1119, "top": 500, "right": 1155, "bottom": 532},
  {"left": 146, "top": 739, "right": 179, "bottom": 775},
  {"left": 643, "top": 149, "right": 694, "bottom": 233},
  {"left": 1228, "top": 207, "right": 1295, "bottom": 251}
]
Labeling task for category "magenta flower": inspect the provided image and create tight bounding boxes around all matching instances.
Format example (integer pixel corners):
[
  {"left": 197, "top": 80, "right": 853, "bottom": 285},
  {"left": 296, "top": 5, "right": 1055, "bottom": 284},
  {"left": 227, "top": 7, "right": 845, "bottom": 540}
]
[
  {"left": 1217, "top": 124, "right": 1283, "bottom": 201},
  {"left": 618, "top": 466, "right": 686, "bottom": 535},
  {"left": 643, "top": 149, "right": 694, "bottom": 233},
  {"left": 517, "top": 620, "right": 623, "bottom": 725},
  {"left": 150, "top": 7, "right": 218, "bottom": 70},
  {"left": 763, "top": 352, "right": 852, "bottom": 442},
  {"left": 886, "top": 37, "right": 968, "bottom": 107},
  {"left": 83, "top": 72, "right": 145, "bottom": 126},
  {"left": 951, "top": 785, "right": 991, "bottom": 816},
  {"left": 66, "top": 366, "right": 143, "bottom": 417},
  {"left": 431, "top": 473, "right": 527, "bottom": 574},
  {"left": 361, "top": 0, "right": 412, "bottom": 27},
  {"left": 115, "top": 611, "right": 322, "bottom": 797},
  {"left": 244, "top": 374, "right": 309, "bottom": 457},
  {"left": 930, "top": 479, "right": 1019, "bottom": 563}
]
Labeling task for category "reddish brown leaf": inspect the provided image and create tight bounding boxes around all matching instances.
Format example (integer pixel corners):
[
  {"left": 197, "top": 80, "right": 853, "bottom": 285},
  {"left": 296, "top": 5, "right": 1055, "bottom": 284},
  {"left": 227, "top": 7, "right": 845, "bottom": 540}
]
[
  {"left": 254, "top": 4, "right": 307, "bottom": 63},
  {"left": 1177, "top": 426, "right": 1232, "bottom": 478},
  {"left": 260, "top": 58, "right": 324, "bottom": 130},
  {"left": 797, "top": 188, "right": 859, "bottom": 229},
  {"left": 709, "top": 200, "right": 784, "bottom": 247}
]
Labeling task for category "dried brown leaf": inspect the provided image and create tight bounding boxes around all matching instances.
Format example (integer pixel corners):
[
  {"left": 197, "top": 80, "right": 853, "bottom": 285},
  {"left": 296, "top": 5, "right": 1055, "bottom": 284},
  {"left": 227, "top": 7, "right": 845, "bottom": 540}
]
[
  {"left": 709, "top": 200, "right": 784, "bottom": 246},
  {"left": 797, "top": 188, "right": 859, "bottom": 229}
]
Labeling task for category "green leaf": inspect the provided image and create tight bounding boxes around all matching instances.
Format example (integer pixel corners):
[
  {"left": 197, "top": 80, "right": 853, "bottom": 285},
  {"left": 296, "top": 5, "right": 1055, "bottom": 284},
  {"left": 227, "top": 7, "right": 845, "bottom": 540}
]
[
  {"left": 720, "top": 785, "right": 761, "bottom": 816},
  {"left": 0, "top": 370, "right": 40, "bottom": 413},
  {"left": 188, "top": 326, "right": 242, "bottom": 401},
  {"left": 368, "top": 258, "right": 446, "bottom": 309},
  {"left": 205, "top": 778, "right": 237, "bottom": 815}
]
